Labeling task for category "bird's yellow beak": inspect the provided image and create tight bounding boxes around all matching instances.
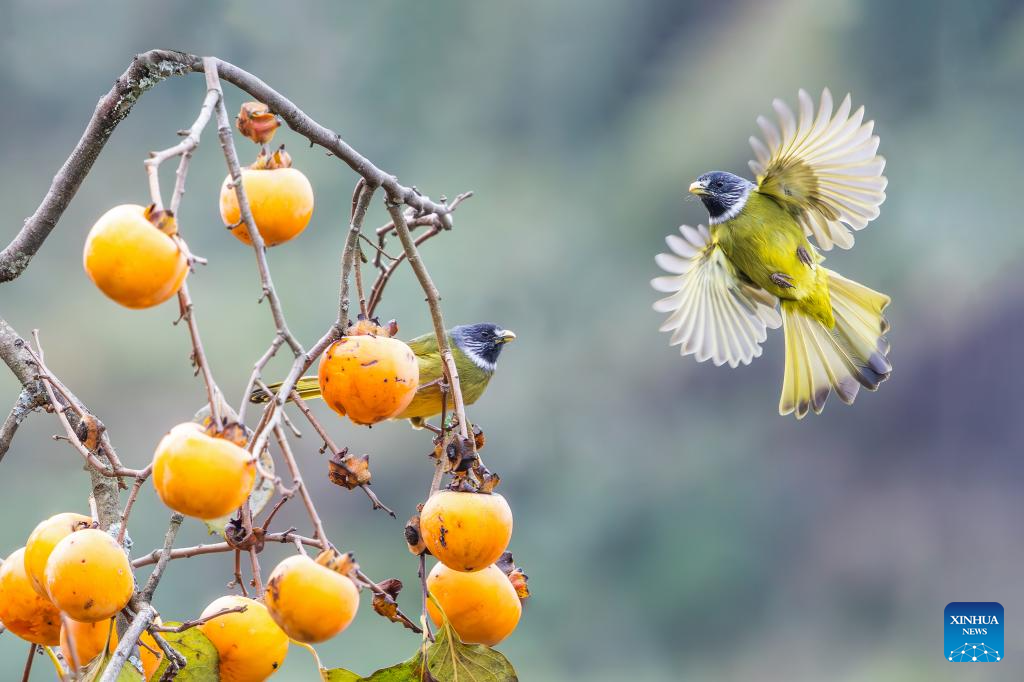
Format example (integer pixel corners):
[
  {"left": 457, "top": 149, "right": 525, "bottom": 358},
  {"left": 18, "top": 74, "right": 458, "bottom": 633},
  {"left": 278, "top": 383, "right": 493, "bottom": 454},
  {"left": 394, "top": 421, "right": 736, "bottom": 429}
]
[
  {"left": 496, "top": 329, "right": 516, "bottom": 344},
  {"left": 688, "top": 180, "right": 707, "bottom": 196}
]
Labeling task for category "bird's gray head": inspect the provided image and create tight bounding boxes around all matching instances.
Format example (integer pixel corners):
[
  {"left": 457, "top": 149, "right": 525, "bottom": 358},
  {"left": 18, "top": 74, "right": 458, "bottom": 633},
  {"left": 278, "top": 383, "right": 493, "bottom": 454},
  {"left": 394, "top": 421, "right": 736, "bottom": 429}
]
[
  {"left": 688, "top": 171, "right": 754, "bottom": 224},
  {"left": 451, "top": 323, "right": 516, "bottom": 372}
]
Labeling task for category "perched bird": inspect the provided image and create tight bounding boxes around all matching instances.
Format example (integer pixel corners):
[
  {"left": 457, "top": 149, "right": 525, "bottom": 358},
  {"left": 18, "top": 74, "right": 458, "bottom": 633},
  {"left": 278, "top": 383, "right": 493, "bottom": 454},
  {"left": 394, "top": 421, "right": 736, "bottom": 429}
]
[
  {"left": 652, "top": 89, "right": 891, "bottom": 418},
  {"left": 254, "top": 323, "right": 516, "bottom": 426}
]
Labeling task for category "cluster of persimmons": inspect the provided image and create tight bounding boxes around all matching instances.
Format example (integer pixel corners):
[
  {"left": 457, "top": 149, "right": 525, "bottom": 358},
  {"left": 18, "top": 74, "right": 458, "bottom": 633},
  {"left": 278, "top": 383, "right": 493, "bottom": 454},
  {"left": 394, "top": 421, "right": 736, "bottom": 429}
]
[{"left": 0, "top": 101, "right": 524, "bottom": 680}]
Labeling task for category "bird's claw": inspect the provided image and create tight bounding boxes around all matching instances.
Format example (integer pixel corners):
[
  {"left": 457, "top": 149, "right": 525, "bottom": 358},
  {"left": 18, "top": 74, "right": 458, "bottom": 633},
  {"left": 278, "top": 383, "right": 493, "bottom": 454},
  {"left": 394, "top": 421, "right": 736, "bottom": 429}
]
[
  {"left": 796, "top": 246, "right": 814, "bottom": 268},
  {"left": 770, "top": 272, "right": 795, "bottom": 288}
]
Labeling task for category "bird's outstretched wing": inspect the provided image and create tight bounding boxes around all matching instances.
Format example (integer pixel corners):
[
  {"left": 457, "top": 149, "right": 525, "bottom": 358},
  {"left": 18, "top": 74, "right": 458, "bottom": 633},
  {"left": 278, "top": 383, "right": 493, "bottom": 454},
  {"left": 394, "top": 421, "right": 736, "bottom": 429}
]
[
  {"left": 652, "top": 224, "right": 781, "bottom": 368},
  {"left": 749, "top": 88, "right": 886, "bottom": 251}
]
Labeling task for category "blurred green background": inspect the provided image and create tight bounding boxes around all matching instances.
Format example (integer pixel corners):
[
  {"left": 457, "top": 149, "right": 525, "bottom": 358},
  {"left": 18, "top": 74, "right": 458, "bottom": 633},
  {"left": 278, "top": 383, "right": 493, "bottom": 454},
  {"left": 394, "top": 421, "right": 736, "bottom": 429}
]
[{"left": 2, "top": 0, "right": 1024, "bottom": 679}]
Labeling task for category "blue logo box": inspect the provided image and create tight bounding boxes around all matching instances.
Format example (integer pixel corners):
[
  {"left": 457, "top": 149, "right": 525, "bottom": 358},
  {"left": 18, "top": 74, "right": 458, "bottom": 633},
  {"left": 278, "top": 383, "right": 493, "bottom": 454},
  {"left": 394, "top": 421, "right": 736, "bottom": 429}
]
[{"left": 945, "top": 602, "right": 1003, "bottom": 662}]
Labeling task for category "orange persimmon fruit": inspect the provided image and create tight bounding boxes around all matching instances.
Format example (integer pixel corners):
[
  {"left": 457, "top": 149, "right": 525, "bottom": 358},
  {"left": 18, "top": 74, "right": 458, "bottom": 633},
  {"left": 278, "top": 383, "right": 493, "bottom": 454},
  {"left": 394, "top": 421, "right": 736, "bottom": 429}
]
[
  {"left": 44, "top": 529, "right": 133, "bottom": 622},
  {"left": 317, "top": 335, "right": 419, "bottom": 425},
  {"left": 83, "top": 204, "right": 189, "bottom": 308},
  {"left": 199, "top": 595, "right": 289, "bottom": 681},
  {"left": 219, "top": 147, "right": 314, "bottom": 247},
  {"left": 419, "top": 490, "right": 513, "bottom": 572},
  {"left": 265, "top": 554, "right": 360, "bottom": 643},
  {"left": 0, "top": 547, "right": 61, "bottom": 645},
  {"left": 24, "top": 512, "right": 92, "bottom": 598},
  {"left": 426, "top": 563, "right": 521, "bottom": 646},
  {"left": 152, "top": 422, "right": 256, "bottom": 520}
]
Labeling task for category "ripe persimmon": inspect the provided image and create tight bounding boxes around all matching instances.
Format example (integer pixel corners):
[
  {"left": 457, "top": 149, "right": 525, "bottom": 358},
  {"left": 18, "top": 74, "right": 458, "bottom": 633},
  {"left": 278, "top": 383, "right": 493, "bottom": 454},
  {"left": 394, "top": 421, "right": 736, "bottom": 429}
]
[
  {"left": 219, "top": 147, "right": 314, "bottom": 247},
  {"left": 318, "top": 335, "right": 419, "bottom": 425},
  {"left": 44, "top": 528, "right": 133, "bottom": 622},
  {"left": 0, "top": 547, "right": 61, "bottom": 645},
  {"left": 152, "top": 422, "right": 256, "bottom": 520},
  {"left": 426, "top": 563, "right": 521, "bottom": 646},
  {"left": 200, "top": 595, "right": 289, "bottom": 681},
  {"left": 83, "top": 204, "right": 189, "bottom": 308},
  {"left": 420, "top": 491, "right": 513, "bottom": 572},
  {"left": 24, "top": 511, "right": 92, "bottom": 598},
  {"left": 60, "top": 617, "right": 162, "bottom": 677},
  {"left": 265, "top": 554, "right": 360, "bottom": 643}
]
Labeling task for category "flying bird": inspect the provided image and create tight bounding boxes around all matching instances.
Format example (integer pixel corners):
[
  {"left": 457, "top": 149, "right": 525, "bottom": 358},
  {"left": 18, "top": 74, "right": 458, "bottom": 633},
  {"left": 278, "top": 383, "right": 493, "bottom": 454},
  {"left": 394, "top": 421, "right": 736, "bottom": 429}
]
[
  {"left": 254, "top": 323, "right": 516, "bottom": 426},
  {"left": 652, "top": 89, "right": 891, "bottom": 418}
]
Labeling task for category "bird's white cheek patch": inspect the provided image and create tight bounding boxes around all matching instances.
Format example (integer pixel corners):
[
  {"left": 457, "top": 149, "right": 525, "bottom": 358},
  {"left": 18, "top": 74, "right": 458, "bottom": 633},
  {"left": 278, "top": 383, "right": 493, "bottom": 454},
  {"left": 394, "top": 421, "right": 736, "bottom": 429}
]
[{"left": 709, "top": 187, "right": 751, "bottom": 225}]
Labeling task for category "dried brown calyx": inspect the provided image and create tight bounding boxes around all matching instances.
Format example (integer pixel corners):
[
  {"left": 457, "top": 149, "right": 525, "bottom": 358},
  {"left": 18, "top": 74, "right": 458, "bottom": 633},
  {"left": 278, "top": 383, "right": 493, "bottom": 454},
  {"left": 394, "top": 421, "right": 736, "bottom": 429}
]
[
  {"left": 346, "top": 314, "right": 399, "bottom": 338},
  {"left": 315, "top": 548, "right": 359, "bottom": 580},
  {"left": 250, "top": 144, "right": 293, "bottom": 170},
  {"left": 404, "top": 511, "right": 427, "bottom": 556},
  {"left": 328, "top": 448, "right": 372, "bottom": 489},
  {"left": 144, "top": 204, "right": 177, "bottom": 236},
  {"left": 202, "top": 420, "right": 250, "bottom": 449},
  {"left": 236, "top": 101, "right": 281, "bottom": 144},
  {"left": 495, "top": 551, "right": 530, "bottom": 600}
]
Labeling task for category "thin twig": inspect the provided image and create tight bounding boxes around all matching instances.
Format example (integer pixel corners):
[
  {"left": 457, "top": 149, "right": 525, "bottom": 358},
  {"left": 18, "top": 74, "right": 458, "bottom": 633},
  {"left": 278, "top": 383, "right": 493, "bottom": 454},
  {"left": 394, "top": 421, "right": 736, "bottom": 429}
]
[
  {"left": 206, "top": 58, "right": 301, "bottom": 357},
  {"left": 24, "top": 334, "right": 147, "bottom": 479},
  {"left": 238, "top": 335, "right": 285, "bottom": 423},
  {"left": 418, "top": 552, "right": 434, "bottom": 641},
  {"left": 288, "top": 391, "right": 395, "bottom": 516},
  {"left": 59, "top": 613, "right": 82, "bottom": 675},
  {"left": 99, "top": 604, "right": 155, "bottom": 682},
  {"left": 144, "top": 86, "right": 220, "bottom": 212},
  {"left": 21, "top": 643, "right": 35, "bottom": 682},
  {"left": 354, "top": 570, "right": 423, "bottom": 635},
  {"left": 132, "top": 530, "right": 322, "bottom": 568},
  {"left": 139, "top": 513, "right": 184, "bottom": 602},
  {"left": 116, "top": 469, "right": 154, "bottom": 545},
  {"left": 385, "top": 202, "right": 474, "bottom": 446},
  {"left": 152, "top": 606, "right": 247, "bottom": 633},
  {"left": 273, "top": 425, "right": 330, "bottom": 550}
]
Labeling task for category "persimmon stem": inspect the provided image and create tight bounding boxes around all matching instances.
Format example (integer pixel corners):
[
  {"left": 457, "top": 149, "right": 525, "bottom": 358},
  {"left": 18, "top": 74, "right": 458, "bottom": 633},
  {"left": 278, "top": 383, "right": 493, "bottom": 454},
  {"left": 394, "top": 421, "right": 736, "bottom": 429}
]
[{"left": 21, "top": 644, "right": 35, "bottom": 682}]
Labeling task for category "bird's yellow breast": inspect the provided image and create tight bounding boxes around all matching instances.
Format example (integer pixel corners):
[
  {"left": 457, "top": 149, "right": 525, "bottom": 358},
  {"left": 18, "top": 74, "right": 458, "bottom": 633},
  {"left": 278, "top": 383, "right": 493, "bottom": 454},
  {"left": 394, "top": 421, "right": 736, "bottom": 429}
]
[{"left": 715, "top": 192, "right": 834, "bottom": 326}]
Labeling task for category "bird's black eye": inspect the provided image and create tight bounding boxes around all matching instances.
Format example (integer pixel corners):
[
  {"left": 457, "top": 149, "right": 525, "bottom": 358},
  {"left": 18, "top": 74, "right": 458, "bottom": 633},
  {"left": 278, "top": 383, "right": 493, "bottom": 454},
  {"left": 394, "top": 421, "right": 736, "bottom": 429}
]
[{"left": 713, "top": 181, "right": 723, "bottom": 190}]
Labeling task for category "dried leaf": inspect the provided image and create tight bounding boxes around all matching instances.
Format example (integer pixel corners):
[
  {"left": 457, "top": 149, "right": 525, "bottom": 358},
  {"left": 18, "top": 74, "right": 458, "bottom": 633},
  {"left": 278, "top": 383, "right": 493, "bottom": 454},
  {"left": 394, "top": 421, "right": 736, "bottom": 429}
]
[
  {"left": 151, "top": 623, "right": 220, "bottom": 680},
  {"left": 328, "top": 451, "right": 372, "bottom": 489}
]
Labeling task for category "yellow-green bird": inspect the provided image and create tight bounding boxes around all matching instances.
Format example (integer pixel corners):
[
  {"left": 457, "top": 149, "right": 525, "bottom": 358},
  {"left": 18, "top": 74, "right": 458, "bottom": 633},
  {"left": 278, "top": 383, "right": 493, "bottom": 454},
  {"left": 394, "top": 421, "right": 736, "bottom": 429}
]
[
  {"left": 255, "top": 323, "right": 516, "bottom": 426},
  {"left": 652, "top": 89, "right": 891, "bottom": 418}
]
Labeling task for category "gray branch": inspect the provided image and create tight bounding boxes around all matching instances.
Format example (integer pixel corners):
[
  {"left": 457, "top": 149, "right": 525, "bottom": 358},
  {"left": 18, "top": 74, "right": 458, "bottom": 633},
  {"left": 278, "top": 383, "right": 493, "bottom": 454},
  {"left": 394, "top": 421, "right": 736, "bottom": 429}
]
[{"left": 0, "top": 50, "right": 454, "bottom": 284}]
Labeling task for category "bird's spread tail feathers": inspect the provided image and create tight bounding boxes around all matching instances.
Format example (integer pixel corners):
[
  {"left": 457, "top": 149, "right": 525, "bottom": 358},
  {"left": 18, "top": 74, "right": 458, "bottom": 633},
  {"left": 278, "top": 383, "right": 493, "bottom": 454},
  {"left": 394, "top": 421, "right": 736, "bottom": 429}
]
[
  {"left": 250, "top": 376, "right": 322, "bottom": 404},
  {"left": 779, "top": 268, "right": 891, "bottom": 418}
]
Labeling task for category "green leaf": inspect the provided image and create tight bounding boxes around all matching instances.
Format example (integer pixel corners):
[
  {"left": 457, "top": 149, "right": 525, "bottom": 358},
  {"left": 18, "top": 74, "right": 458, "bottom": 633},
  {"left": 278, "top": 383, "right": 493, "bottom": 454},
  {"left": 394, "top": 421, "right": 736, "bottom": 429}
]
[
  {"left": 79, "top": 651, "right": 144, "bottom": 682},
  {"left": 323, "top": 654, "right": 422, "bottom": 681},
  {"left": 426, "top": 620, "right": 517, "bottom": 682},
  {"left": 204, "top": 445, "right": 275, "bottom": 535},
  {"left": 151, "top": 623, "right": 220, "bottom": 680}
]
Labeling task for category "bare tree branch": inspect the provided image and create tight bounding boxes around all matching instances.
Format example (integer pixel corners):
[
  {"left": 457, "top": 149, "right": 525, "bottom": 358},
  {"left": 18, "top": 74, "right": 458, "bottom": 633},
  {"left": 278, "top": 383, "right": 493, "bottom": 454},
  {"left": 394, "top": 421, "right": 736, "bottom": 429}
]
[{"left": 0, "top": 50, "right": 194, "bottom": 282}]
